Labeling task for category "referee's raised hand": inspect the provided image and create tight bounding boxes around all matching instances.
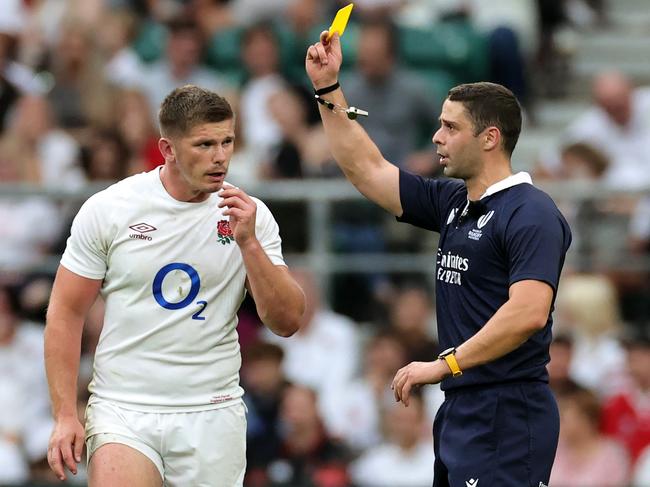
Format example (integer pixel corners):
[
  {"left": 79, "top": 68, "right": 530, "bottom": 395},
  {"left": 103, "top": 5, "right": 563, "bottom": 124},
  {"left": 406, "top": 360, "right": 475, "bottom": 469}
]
[{"left": 305, "top": 31, "right": 343, "bottom": 90}]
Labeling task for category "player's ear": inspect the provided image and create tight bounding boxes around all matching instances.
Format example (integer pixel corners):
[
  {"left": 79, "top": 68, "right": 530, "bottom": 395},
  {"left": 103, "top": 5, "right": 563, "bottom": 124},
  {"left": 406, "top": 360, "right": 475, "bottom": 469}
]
[
  {"left": 483, "top": 127, "right": 500, "bottom": 152},
  {"left": 158, "top": 137, "right": 175, "bottom": 163}
]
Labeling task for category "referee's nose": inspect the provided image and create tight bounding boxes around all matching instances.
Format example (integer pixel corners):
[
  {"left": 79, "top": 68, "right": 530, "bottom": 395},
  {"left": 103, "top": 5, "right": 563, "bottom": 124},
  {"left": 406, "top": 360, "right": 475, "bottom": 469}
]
[{"left": 433, "top": 127, "right": 444, "bottom": 146}]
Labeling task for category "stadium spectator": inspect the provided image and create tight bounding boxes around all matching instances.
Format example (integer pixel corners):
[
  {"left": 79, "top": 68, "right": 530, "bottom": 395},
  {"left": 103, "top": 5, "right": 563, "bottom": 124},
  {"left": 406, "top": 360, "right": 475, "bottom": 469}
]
[
  {"left": 601, "top": 330, "right": 650, "bottom": 465},
  {"left": 548, "top": 334, "right": 581, "bottom": 395},
  {"left": 555, "top": 273, "right": 627, "bottom": 394},
  {"left": 265, "top": 269, "right": 361, "bottom": 411},
  {"left": 247, "top": 384, "right": 350, "bottom": 487},
  {"left": 241, "top": 341, "right": 290, "bottom": 475},
  {"left": 538, "top": 71, "right": 650, "bottom": 190},
  {"left": 350, "top": 392, "right": 434, "bottom": 487},
  {"left": 238, "top": 23, "right": 287, "bottom": 169},
  {"left": 320, "top": 331, "right": 407, "bottom": 452},
  {"left": 559, "top": 142, "right": 609, "bottom": 181},
  {"left": 47, "top": 20, "right": 115, "bottom": 130},
  {"left": 3, "top": 94, "right": 84, "bottom": 189},
  {"left": 79, "top": 129, "right": 131, "bottom": 183},
  {"left": 113, "top": 88, "right": 165, "bottom": 173},
  {"left": 0, "top": 120, "right": 64, "bottom": 272},
  {"left": 387, "top": 283, "right": 438, "bottom": 363},
  {"left": 551, "top": 385, "right": 631, "bottom": 487},
  {"left": 0, "top": 5, "right": 45, "bottom": 133},
  {"left": 96, "top": 9, "right": 144, "bottom": 89},
  {"left": 265, "top": 87, "right": 335, "bottom": 178},
  {"left": 0, "top": 283, "right": 53, "bottom": 485},
  {"left": 138, "top": 17, "right": 231, "bottom": 122},
  {"left": 191, "top": 0, "right": 236, "bottom": 38}
]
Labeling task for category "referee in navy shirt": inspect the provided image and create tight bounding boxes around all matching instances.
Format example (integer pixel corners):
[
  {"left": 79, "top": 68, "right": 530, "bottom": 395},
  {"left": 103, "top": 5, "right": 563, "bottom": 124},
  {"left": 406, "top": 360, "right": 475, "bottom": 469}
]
[{"left": 306, "top": 31, "right": 572, "bottom": 487}]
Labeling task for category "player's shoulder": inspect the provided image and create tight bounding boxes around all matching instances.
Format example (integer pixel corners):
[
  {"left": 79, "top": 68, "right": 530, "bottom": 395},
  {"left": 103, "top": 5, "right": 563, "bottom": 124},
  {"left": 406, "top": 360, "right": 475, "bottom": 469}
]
[{"left": 84, "top": 170, "right": 157, "bottom": 209}]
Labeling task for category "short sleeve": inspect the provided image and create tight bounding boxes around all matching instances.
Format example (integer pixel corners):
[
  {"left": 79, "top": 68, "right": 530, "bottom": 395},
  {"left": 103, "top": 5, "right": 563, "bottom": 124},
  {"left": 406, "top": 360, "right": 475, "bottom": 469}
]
[
  {"left": 397, "top": 169, "right": 464, "bottom": 232},
  {"left": 253, "top": 198, "right": 286, "bottom": 267},
  {"left": 60, "top": 194, "right": 110, "bottom": 279},
  {"left": 506, "top": 202, "right": 571, "bottom": 292}
]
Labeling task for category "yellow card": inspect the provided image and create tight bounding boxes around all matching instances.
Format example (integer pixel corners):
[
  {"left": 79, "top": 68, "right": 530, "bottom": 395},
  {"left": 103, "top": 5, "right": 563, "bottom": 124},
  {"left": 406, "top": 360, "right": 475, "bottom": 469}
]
[{"left": 328, "top": 3, "right": 354, "bottom": 40}]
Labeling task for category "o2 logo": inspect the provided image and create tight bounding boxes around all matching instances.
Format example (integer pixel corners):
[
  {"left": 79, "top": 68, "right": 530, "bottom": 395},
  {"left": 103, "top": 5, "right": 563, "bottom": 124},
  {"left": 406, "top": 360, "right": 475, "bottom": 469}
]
[{"left": 152, "top": 263, "right": 207, "bottom": 320}]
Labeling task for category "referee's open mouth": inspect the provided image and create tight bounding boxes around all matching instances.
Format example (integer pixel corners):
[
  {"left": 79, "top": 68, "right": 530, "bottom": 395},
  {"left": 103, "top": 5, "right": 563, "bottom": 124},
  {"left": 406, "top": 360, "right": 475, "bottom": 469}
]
[{"left": 437, "top": 153, "right": 449, "bottom": 164}]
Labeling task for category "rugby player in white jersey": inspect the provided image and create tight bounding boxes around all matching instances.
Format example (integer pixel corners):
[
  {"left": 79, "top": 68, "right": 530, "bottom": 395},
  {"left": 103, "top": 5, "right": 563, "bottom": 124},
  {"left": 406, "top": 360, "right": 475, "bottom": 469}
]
[{"left": 44, "top": 85, "right": 305, "bottom": 486}]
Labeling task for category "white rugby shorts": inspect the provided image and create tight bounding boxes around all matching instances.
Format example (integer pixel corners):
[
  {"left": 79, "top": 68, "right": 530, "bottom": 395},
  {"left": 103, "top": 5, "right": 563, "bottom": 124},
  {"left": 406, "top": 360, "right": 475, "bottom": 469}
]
[{"left": 85, "top": 398, "right": 246, "bottom": 486}]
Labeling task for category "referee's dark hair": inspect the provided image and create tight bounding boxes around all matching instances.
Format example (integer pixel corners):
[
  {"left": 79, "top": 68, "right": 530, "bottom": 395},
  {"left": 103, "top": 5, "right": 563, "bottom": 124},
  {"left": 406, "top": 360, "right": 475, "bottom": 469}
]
[
  {"left": 159, "top": 85, "right": 233, "bottom": 138},
  {"left": 448, "top": 82, "right": 522, "bottom": 157}
]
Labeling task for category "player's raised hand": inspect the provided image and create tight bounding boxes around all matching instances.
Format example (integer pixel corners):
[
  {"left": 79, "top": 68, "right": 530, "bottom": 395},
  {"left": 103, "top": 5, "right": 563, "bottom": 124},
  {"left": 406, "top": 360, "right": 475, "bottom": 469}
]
[
  {"left": 218, "top": 185, "right": 257, "bottom": 246},
  {"left": 47, "top": 415, "right": 85, "bottom": 481},
  {"left": 305, "top": 31, "right": 343, "bottom": 90}
]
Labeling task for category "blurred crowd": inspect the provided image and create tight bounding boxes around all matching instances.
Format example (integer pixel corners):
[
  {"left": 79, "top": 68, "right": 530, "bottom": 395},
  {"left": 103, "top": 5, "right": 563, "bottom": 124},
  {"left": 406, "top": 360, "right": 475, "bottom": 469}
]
[{"left": 1, "top": 0, "right": 649, "bottom": 486}]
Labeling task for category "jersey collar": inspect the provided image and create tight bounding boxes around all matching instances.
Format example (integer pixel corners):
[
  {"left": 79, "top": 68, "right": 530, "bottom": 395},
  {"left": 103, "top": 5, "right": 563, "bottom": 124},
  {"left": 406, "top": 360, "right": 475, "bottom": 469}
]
[{"left": 479, "top": 172, "right": 533, "bottom": 199}]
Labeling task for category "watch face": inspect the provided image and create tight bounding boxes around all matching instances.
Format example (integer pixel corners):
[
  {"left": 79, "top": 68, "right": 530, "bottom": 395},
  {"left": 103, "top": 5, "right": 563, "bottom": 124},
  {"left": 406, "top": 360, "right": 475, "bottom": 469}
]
[{"left": 439, "top": 347, "right": 456, "bottom": 358}]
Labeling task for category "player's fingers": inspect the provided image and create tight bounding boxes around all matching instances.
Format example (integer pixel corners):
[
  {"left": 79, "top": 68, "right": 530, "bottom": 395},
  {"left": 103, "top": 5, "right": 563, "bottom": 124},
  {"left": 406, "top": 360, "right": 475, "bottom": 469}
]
[
  {"left": 223, "top": 186, "right": 255, "bottom": 205},
  {"left": 61, "top": 441, "right": 78, "bottom": 475},
  {"left": 73, "top": 432, "right": 84, "bottom": 463},
  {"left": 219, "top": 187, "right": 255, "bottom": 206},
  {"left": 222, "top": 207, "right": 248, "bottom": 220},
  {"left": 219, "top": 197, "right": 255, "bottom": 214},
  {"left": 218, "top": 186, "right": 241, "bottom": 198},
  {"left": 48, "top": 447, "right": 67, "bottom": 481}
]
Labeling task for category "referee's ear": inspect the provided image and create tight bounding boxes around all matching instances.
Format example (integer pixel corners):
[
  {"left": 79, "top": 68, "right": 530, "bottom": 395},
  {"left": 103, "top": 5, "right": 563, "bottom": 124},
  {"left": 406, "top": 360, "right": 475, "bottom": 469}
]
[{"left": 482, "top": 126, "right": 501, "bottom": 152}]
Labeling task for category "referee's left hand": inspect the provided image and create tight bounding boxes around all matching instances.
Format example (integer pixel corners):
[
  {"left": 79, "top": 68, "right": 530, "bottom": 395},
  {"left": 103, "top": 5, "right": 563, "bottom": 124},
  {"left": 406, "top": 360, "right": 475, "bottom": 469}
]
[{"left": 391, "top": 360, "right": 450, "bottom": 407}]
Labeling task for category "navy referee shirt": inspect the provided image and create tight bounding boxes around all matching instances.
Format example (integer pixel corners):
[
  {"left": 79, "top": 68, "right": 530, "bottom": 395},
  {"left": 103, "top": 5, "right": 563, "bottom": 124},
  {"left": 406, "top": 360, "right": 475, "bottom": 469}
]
[{"left": 398, "top": 170, "right": 572, "bottom": 391}]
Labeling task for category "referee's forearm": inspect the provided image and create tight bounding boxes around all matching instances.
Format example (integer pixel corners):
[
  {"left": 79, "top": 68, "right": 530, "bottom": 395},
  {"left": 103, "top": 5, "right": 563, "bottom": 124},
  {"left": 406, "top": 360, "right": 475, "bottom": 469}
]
[
  {"left": 317, "top": 89, "right": 385, "bottom": 184},
  {"left": 454, "top": 299, "right": 548, "bottom": 371}
]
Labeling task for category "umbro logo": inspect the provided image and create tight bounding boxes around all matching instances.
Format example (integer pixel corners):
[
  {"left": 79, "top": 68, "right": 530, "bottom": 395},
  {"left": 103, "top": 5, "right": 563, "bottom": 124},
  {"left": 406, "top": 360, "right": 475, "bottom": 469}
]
[
  {"left": 129, "top": 222, "right": 156, "bottom": 241},
  {"left": 466, "top": 479, "right": 479, "bottom": 487}
]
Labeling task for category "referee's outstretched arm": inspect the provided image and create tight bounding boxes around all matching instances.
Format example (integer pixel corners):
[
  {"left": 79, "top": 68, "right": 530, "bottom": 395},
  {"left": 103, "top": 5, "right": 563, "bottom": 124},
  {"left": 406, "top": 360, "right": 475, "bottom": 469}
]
[{"left": 305, "top": 31, "right": 402, "bottom": 217}]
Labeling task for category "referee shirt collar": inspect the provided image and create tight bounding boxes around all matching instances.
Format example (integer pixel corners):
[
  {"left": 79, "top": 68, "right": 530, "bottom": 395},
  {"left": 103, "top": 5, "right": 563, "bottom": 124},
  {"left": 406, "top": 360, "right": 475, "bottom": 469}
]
[{"left": 479, "top": 172, "right": 533, "bottom": 200}]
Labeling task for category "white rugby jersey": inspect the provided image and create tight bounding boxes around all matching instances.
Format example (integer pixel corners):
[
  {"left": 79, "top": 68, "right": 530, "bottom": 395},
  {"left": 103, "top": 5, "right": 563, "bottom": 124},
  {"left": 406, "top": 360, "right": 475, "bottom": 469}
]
[{"left": 61, "top": 168, "right": 285, "bottom": 411}]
